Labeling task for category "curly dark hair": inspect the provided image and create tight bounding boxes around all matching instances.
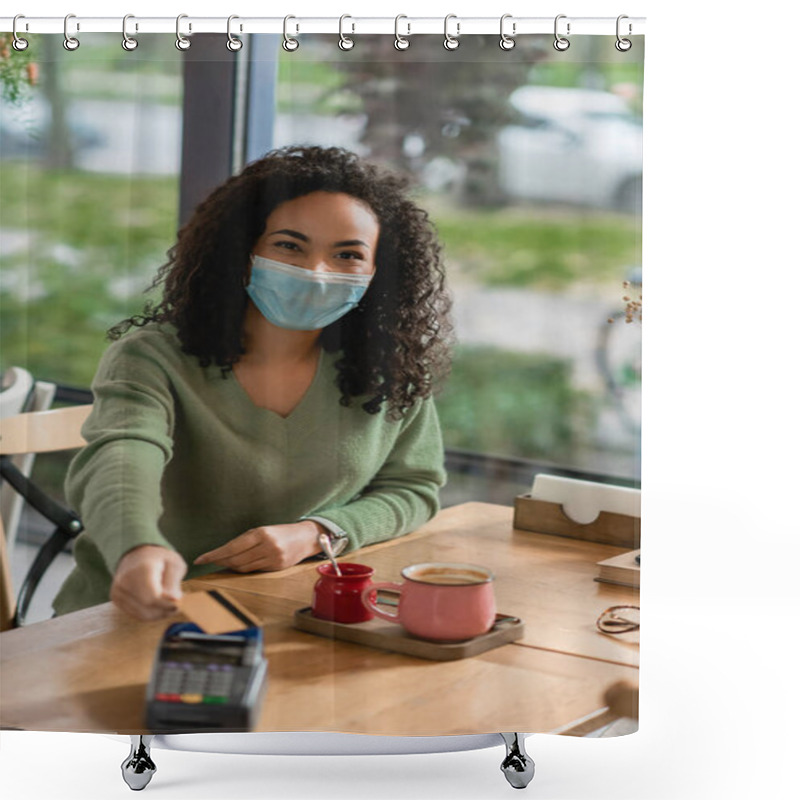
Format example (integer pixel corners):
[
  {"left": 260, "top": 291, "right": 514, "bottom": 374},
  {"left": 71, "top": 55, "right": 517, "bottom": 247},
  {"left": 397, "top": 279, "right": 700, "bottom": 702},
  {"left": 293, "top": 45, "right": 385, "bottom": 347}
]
[{"left": 109, "top": 145, "right": 453, "bottom": 417}]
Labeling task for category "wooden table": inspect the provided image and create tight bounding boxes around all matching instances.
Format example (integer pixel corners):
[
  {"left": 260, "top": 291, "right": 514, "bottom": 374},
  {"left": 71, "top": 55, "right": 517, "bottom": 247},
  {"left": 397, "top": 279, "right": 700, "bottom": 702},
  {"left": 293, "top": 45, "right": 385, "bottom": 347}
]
[
  {"left": 194, "top": 502, "right": 640, "bottom": 667},
  {"left": 0, "top": 502, "right": 639, "bottom": 735}
]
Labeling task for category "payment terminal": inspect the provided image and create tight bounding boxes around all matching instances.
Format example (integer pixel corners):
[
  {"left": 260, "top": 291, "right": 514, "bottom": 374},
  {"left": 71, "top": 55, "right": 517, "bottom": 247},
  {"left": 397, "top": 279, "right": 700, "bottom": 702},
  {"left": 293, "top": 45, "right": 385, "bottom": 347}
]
[{"left": 145, "top": 622, "right": 268, "bottom": 732}]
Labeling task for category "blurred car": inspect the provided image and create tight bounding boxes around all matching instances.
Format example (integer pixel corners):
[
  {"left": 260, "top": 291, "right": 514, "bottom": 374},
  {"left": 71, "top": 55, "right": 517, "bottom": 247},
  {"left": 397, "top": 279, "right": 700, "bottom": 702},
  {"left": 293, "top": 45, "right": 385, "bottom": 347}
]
[{"left": 497, "top": 86, "right": 643, "bottom": 212}]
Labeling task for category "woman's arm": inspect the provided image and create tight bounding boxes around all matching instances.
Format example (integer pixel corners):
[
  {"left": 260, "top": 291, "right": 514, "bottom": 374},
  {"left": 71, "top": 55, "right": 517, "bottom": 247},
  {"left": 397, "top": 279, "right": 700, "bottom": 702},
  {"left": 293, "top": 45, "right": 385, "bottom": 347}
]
[
  {"left": 62, "top": 333, "right": 185, "bottom": 617},
  {"left": 192, "top": 396, "right": 446, "bottom": 572},
  {"left": 303, "top": 395, "right": 446, "bottom": 552},
  {"left": 67, "top": 336, "right": 176, "bottom": 568}
]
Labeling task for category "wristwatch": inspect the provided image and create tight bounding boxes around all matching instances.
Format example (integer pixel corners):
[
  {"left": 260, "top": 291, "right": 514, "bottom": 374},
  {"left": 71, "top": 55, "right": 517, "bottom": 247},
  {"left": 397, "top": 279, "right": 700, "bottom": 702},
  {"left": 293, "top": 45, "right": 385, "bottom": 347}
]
[{"left": 304, "top": 516, "right": 349, "bottom": 557}]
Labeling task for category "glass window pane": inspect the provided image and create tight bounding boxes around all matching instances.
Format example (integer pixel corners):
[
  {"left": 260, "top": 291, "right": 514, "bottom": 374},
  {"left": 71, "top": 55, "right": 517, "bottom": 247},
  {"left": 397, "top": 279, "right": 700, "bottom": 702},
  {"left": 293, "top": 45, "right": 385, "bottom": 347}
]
[
  {"left": 253, "top": 34, "right": 642, "bottom": 495},
  {"left": 1, "top": 33, "right": 184, "bottom": 388}
]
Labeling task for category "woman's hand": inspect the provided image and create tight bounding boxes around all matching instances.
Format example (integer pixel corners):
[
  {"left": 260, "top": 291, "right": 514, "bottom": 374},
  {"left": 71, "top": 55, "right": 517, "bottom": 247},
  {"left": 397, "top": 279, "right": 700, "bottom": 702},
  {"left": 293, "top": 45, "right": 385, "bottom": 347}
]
[
  {"left": 193, "top": 520, "right": 324, "bottom": 573},
  {"left": 110, "top": 545, "right": 187, "bottom": 621}
]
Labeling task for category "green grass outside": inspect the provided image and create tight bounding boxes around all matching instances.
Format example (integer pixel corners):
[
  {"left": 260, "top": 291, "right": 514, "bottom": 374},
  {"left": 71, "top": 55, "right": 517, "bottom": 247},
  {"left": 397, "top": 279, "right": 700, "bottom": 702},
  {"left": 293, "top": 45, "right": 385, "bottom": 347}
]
[
  {"left": 0, "top": 163, "right": 177, "bottom": 256},
  {"left": 437, "top": 345, "right": 595, "bottom": 460},
  {"left": 425, "top": 197, "right": 641, "bottom": 289},
  {"left": 1, "top": 162, "right": 177, "bottom": 385}
]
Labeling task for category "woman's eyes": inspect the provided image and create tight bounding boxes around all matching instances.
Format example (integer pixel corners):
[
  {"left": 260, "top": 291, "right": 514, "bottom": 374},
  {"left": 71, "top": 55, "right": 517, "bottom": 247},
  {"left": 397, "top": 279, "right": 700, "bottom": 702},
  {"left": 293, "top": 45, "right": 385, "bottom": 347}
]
[{"left": 272, "top": 242, "right": 365, "bottom": 262}]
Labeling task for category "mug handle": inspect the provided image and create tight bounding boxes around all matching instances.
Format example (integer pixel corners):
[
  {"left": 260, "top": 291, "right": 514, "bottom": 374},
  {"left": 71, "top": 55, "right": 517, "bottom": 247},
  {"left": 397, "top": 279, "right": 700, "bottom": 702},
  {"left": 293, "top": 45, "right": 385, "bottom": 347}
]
[{"left": 361, "top": 582, "right": 403, "bottom": 623}]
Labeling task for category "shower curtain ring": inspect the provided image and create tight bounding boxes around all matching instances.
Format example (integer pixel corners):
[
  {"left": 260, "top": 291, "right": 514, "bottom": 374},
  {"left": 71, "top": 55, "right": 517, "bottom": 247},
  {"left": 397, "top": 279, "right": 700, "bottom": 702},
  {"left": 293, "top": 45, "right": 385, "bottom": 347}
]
[
  {"left": 63, "top": 13, "right": 80, "bottom": 51},
  {"left": 122, "top": 15, "right": 138, "bottom": 51},
  {"left": 226, "top": 15, "right": 243, "bottom": 51},
  {"left": 553, "top": 14, "right": 570, "bottom": 51},
  {"left": 443, "top": 14, "right": 460, "bottom": 50},
  {"left": 12, "top": 15, "right": 29, "bottom": 51},
  {"left": 175, "top": 14, "right": 191, "bottom": 50},
  {"left": 499, "top": 14, "right": 515, "bottom": 50},
  {"left": 615, "top": 15, "right": 633, "bottom": 51},
  {"left": 283, "top": 16, "right": 299, "bottom": 51},
  {"left": 394, "top": 15, "right": 411, "bottom": 51},
  {"left": 339, "top": 15, "right": 354, "bottom": 51}
]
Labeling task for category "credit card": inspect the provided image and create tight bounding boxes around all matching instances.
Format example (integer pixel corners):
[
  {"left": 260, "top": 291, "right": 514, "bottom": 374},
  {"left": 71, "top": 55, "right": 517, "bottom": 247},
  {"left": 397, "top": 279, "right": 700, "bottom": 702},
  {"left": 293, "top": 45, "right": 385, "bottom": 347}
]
[{"left": 180, "top": 589, "right": 261, "bottom": 634}]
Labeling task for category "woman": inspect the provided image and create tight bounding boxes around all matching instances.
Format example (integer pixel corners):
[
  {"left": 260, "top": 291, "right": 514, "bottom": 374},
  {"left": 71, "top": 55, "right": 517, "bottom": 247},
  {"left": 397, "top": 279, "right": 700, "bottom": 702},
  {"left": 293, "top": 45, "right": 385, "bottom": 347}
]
[{"left": 53, "top": 146, "right": 453, "bottom": 621}]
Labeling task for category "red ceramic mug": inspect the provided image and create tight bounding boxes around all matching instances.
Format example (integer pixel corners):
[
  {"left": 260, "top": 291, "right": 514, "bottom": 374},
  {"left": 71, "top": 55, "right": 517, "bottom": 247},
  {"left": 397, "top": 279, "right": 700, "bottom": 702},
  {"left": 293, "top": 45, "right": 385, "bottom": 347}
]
[
  {"left": 361, "top": 562, "right": 496, "bottom": 642},
  {"left": 312, "top": 562, "right": 375, "bottom": 623}
]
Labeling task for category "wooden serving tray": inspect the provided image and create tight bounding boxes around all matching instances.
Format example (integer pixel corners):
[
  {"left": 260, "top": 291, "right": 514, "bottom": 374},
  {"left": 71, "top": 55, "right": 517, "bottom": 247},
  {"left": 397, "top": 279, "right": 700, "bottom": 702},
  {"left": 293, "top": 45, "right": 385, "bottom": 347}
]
[{"left": 293, "top": 607, "right": 525, "bottom": 661}]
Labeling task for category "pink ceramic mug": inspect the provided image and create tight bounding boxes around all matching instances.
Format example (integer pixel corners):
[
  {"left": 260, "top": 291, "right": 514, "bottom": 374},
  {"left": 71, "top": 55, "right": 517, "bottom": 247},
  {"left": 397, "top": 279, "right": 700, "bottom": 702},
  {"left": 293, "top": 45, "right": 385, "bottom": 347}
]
[{"left": 361, "top": 562, "right": 497, "bottom": 642}]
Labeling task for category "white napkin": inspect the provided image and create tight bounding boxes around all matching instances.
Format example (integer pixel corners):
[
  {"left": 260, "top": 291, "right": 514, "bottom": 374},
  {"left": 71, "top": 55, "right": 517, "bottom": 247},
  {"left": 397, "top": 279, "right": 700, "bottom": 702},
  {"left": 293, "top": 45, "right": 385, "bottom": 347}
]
[{"left": 531, "top": 474, "right": 641, "bottom": 525}]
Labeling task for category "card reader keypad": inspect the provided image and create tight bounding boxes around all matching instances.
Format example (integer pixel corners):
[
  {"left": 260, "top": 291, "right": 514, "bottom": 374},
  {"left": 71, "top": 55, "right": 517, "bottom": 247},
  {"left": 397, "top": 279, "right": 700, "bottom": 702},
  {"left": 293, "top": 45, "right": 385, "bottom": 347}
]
[{"left": 154, "top": 661, "right": 236, "bottom": 704}]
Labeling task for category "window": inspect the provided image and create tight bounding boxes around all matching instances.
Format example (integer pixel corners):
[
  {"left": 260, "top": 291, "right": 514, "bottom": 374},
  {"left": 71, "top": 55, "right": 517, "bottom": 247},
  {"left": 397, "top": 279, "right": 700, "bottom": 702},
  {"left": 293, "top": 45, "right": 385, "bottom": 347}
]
[
  {"left": 1, "top": 33, "right": 642, "bottom": 515},
  {"left": 1, "top": 34, "right": 184, "bottom": 389},
  {"left": 244, "top": 34, "right": 643, "bottom": 499}
]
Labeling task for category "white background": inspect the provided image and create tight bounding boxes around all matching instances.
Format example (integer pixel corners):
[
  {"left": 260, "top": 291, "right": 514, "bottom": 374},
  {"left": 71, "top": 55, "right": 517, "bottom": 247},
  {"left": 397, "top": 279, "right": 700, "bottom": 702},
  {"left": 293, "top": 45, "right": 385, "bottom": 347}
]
[{"left": 3, "top": 1, "right": 799, "bottom": 798}]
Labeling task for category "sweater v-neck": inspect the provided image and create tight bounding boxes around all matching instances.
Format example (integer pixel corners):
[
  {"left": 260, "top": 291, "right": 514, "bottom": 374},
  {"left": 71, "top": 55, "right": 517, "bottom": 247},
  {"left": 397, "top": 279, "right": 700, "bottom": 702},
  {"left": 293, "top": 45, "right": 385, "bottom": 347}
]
[{"left": 228, "top": 347, "right": 327, "bottom": 423}]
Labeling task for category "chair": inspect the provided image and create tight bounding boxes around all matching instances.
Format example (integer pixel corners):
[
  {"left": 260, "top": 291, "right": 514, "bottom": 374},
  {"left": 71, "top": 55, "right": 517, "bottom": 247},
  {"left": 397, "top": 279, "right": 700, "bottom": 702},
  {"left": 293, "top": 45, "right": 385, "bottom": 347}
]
[
  {"left": 0, "top": 404, "right": 92, "bottom": 630},
  {"left": 0, "top": 366, "right": 35, "bottom": 416},
  {"left": 0, "top": 367, "right": 58, "bottom": 551}
]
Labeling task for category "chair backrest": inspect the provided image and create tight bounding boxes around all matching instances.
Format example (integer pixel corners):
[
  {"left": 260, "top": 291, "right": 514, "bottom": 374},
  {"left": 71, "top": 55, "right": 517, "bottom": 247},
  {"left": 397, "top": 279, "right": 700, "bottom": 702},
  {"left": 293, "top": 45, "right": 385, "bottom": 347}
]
[
  {"left": 0, "top": 366, "right": 35, "bottom": 417},
  {"left": 0, "top": 404, "right": 91, "bottom": 631},
  {"left": 0, "top": 405, "right": 91, "bottom": 456},
  {"left": 1, "top": 367, "right": 58, "bottom": 551}
]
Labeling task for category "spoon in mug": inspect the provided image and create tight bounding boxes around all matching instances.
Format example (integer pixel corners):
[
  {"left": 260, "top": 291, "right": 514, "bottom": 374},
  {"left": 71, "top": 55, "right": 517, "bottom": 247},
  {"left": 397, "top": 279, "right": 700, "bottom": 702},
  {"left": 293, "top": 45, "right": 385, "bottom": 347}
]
[{"left": 317, "top": 531, "right": 343, "bottom": 577}]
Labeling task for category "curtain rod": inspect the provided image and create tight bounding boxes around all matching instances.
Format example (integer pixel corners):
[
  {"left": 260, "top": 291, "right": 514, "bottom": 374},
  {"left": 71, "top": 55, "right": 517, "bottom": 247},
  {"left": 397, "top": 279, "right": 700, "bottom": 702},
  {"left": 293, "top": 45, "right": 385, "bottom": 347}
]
[{"left": 2, "top": 15, "right": 646, "bottom": 38}]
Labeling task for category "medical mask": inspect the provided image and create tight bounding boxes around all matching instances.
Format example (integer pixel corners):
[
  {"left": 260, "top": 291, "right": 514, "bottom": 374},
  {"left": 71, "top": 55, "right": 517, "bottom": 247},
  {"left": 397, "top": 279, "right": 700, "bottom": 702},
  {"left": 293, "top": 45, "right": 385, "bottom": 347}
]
[{"left": 245, "top": 255, "right": 372, "bottom": 331}]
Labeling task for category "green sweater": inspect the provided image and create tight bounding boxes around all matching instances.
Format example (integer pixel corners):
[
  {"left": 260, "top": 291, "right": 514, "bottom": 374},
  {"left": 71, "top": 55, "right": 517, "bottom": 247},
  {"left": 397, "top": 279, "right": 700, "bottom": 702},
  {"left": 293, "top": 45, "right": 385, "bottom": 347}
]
[{"left": 53, "top": 325, "right": 446, "bottom": 614}]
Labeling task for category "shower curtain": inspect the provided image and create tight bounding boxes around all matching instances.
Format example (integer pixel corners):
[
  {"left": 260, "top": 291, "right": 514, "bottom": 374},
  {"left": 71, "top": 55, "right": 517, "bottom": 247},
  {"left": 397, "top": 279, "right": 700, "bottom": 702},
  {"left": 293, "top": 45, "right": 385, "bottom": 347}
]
[{"left": 0, "top": 12, "right": 643, "bottom": 788}]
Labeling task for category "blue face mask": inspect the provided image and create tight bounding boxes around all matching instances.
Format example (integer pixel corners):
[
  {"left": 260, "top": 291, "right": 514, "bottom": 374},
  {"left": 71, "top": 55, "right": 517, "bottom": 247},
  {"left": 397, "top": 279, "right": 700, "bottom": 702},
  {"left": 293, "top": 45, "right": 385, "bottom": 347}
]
[{"left": 245, "top": 255, "right": 373, "bottom": 331}]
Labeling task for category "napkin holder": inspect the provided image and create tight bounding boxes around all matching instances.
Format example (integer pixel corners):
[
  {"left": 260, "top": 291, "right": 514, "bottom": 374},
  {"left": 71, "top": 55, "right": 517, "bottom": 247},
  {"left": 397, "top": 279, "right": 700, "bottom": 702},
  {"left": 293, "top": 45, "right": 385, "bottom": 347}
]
[{"left": 513, "top": 475, "right": 640, "bottom": 549}]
